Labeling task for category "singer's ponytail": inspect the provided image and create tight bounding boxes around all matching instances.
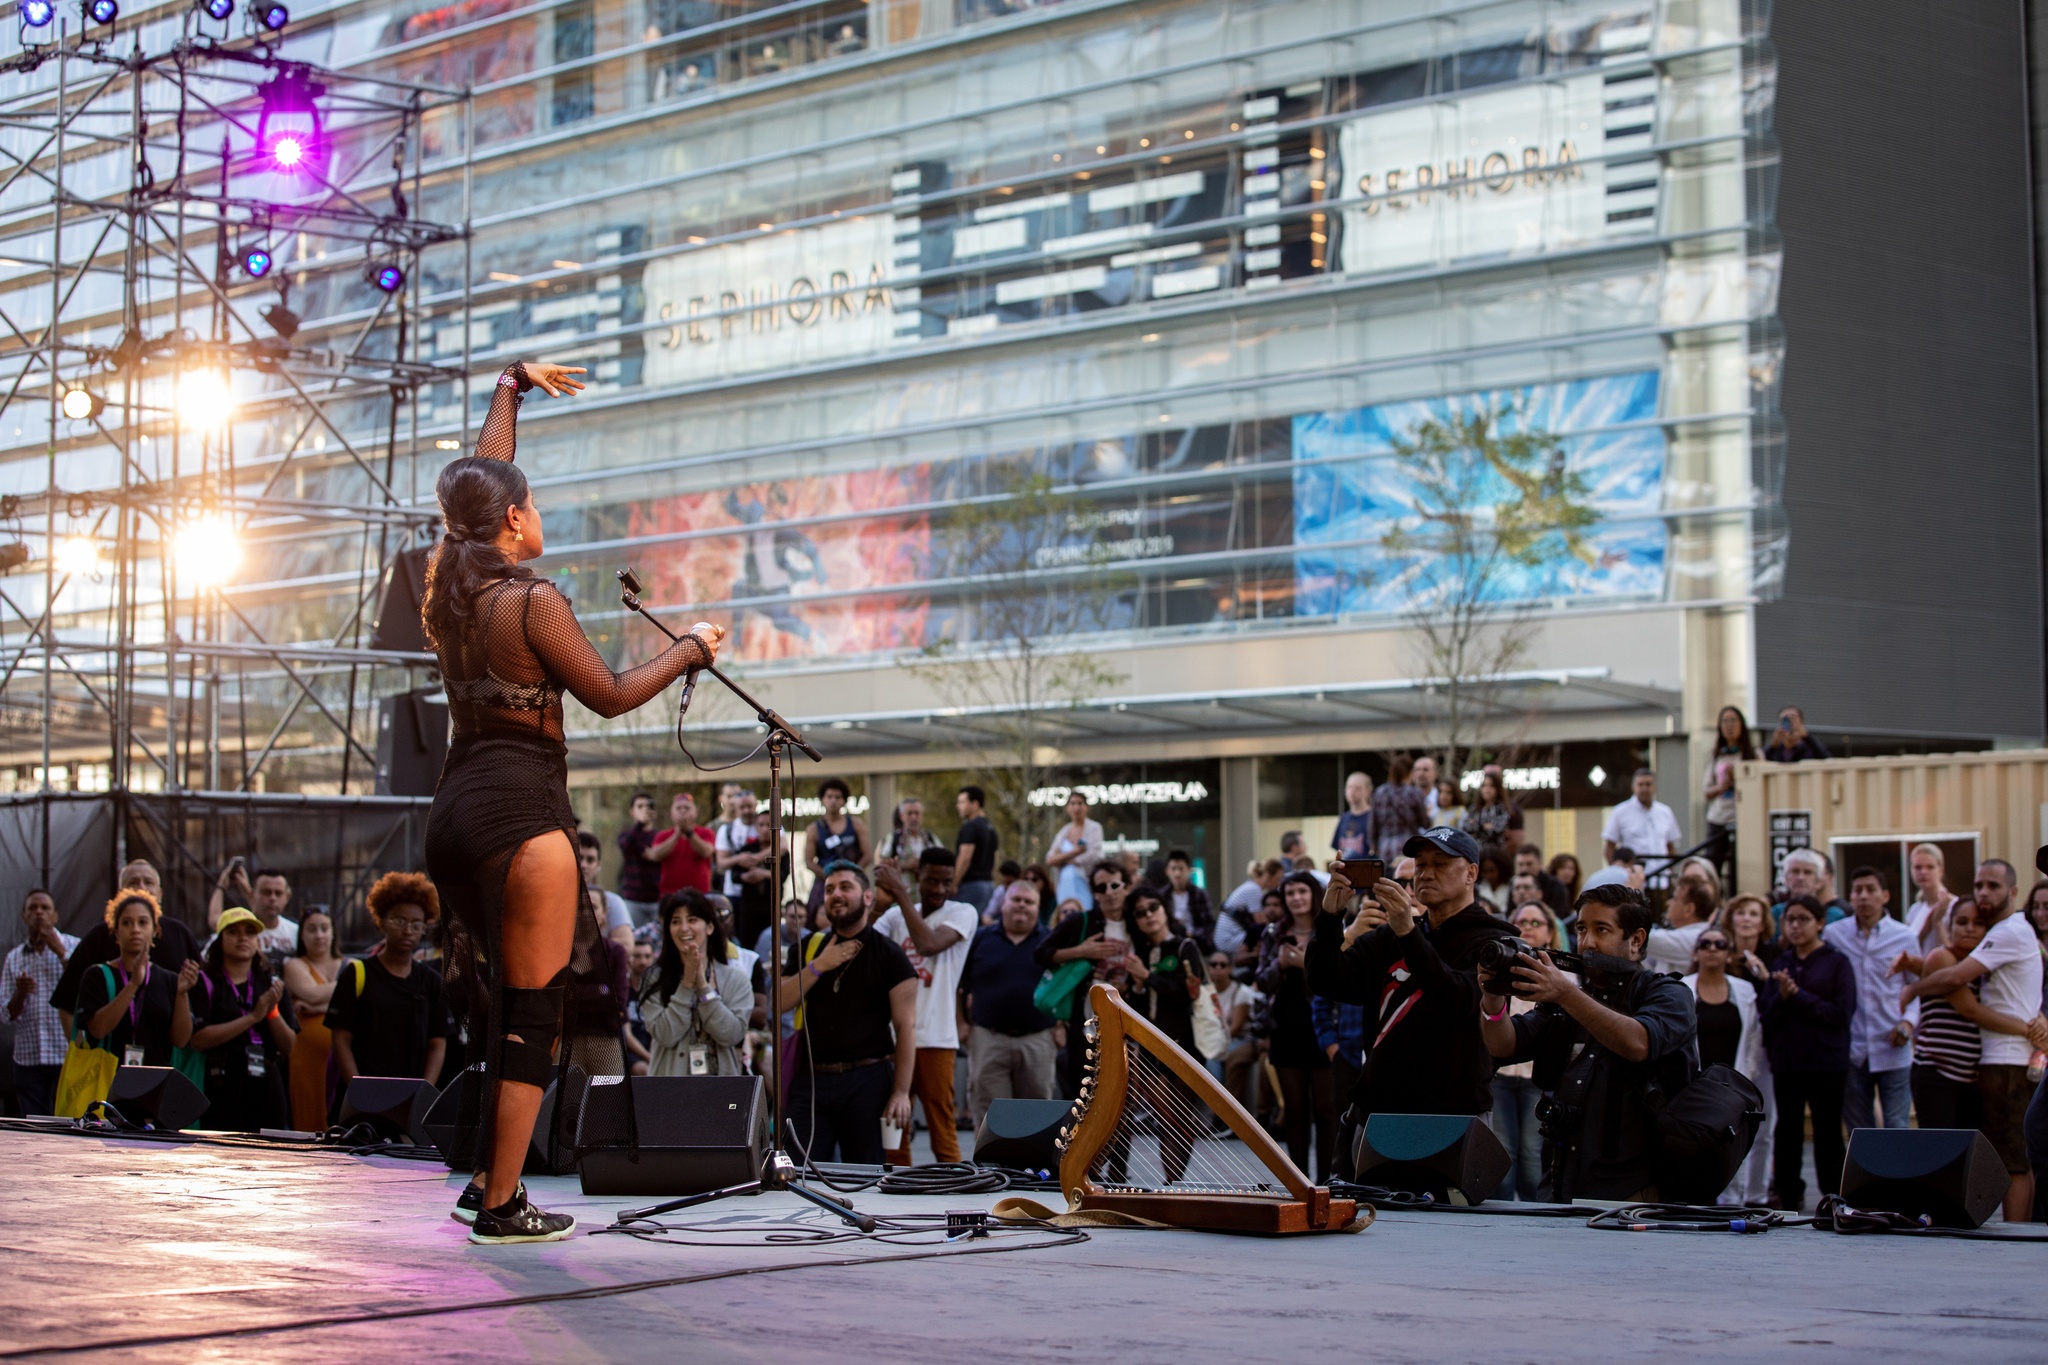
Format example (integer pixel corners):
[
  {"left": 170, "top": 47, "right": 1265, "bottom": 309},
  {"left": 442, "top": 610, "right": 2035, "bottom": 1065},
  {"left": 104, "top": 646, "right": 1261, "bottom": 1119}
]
[{"left": 420, "top": 456, "right": 533, "bottom": 652}]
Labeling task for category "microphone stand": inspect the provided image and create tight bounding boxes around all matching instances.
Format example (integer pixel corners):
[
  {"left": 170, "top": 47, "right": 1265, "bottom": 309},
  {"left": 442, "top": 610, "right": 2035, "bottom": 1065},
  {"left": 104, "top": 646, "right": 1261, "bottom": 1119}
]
[{"left": 611, "top": 570, "right": 872, "bottom": 1232}]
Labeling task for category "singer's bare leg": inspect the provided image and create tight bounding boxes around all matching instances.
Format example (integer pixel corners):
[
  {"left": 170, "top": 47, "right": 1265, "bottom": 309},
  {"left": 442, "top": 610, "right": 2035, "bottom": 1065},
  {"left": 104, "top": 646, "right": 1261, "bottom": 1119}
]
[{"left": 481, "top": 830, "right": 577, "bottom": 1210}]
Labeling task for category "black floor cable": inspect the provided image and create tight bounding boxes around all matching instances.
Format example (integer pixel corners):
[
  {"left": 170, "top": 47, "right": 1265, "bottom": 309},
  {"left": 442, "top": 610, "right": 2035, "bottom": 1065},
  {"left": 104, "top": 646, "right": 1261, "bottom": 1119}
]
[{"left": 802, "top": 1161, "right": 1061, "bottom": 1197}]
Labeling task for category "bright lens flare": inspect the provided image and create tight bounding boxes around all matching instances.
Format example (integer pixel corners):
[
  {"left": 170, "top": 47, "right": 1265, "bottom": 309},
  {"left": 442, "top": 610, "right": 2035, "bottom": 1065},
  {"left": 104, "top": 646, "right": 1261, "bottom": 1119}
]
[
  {"left": 272, "top": 135, "right": 304, "bottom": 167},
  {"left": 175, "top": 514, "right": 241, "bottom": 587},
  {"left": 56, "top": 536, "right": 99, "bottom": 578},
  {"left": 60, "top": 387, "right": 96, "bottom": 420},
  {"left": 176, "top": 370, "right": 233, "bottom": 429}
]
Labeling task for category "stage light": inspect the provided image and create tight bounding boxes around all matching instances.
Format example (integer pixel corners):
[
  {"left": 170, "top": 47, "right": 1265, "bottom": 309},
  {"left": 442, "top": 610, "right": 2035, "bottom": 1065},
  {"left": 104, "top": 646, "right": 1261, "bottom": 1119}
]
[
  {"left": 258, "top": 1, "right": 285, "bottom": 27},
  {"left": 242, "top": 244, "right": 273, "bottom": 277},
  {"left": 176, "top": 370, "right": 233, "bottom": 430},
  {"left": 0, "top": 543, "right": 29, "bottom": 573},
  {"left": 85, "top": 0, "right": 117, "bottom": 22},
  {"left": 56, "top": 535, "right": 99, "bottom": 577},
  {"left": 200, "top": 0, "right": 232, "bottom": 19},
  {"left": 175, "top": 513, "right": 241, "bottom": 587},
  {"left": 257, "top": 71, "right": 324, "bottom": 176},
  {"left": 20, "top": 0, "right": 55, "bottom": 26},
  {"left": 60, "top": 387, "right": 102, "bottom": 421},
  {"left": 370, "top": 262, "right": 405, "bottom": 293}
]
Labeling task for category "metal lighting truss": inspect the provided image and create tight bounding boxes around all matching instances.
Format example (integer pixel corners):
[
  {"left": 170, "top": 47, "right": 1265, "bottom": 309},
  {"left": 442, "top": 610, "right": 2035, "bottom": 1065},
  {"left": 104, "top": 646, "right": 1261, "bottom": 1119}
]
[{"left": 0, "top": 12, "right": 471, "bottom": 891}]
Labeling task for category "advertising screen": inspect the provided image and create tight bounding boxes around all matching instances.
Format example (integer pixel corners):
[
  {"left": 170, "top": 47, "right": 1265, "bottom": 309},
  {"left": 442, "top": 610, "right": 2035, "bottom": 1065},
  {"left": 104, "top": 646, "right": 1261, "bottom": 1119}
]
[{"left": 1290, "top": 372, "right": 1669, "bottom": 617}]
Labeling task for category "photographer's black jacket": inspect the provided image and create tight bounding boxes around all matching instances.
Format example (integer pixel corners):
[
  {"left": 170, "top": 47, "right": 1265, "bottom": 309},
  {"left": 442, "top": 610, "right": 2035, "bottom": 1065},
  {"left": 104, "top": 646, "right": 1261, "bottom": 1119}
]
[
  {"left": 1509, "top": 969, "right": 1698, "bottom": 1201},
  {"left": 1306, "top": 902, "right": 1520, "bottom": 1119}
]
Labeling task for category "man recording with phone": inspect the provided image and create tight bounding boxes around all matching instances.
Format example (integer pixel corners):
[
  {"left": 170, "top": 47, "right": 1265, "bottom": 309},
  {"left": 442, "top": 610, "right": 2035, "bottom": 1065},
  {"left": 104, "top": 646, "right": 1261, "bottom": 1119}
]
[
  {"left": 1307, "top": 829, "right": 1521, "bottom": 1132},
  {"left": 1478, "top": 883, "right": 1699, "bottom": 1201}
]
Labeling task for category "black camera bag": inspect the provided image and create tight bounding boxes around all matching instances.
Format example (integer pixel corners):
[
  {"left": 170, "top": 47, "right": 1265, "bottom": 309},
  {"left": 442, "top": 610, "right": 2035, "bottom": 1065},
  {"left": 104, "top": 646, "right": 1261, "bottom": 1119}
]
[{"left": 1644, "top": 1062, "right": 1766, "bottom": 1202}]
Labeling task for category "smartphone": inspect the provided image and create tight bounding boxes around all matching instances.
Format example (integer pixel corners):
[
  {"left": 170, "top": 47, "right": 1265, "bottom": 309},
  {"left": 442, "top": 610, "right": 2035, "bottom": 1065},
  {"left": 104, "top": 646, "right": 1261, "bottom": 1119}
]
[{"left": 1332, "top": 858, "right": 1385, "bottom": 889}]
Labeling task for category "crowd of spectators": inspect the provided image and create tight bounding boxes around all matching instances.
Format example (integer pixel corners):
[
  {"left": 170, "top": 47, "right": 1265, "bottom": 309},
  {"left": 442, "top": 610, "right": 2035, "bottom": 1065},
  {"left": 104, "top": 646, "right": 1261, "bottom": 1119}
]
[{"left": 10, "top": 742, "right": 2048, "bottom": 1224}]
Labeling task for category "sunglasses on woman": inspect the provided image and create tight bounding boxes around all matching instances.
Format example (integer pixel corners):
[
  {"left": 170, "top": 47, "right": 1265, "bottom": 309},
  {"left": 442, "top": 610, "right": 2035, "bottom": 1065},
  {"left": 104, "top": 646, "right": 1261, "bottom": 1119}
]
[{"left": 1697, "top": 938, "right": 1731, "bottom": 951}]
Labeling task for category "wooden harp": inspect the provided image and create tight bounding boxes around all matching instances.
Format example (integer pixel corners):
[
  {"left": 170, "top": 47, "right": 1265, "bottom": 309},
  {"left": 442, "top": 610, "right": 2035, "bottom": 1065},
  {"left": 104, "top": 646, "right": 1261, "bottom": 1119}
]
[{"left": 1056, "top": 983, "right": 1358, "bottom": 1235}]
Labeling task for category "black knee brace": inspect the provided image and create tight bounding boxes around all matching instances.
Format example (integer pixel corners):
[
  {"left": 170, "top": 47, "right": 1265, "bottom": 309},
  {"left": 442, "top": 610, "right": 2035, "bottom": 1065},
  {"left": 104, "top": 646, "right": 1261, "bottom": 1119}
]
[{"left": 498, "top": 969, "right": 566, "bottom": 1088}]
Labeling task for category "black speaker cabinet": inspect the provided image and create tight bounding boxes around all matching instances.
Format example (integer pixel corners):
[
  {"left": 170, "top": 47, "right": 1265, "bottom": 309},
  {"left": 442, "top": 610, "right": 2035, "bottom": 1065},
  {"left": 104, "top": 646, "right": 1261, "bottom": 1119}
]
[
  {"left": 972, "top": 1098, "right": 1074, "bottom": 1173},
  {"left": 338, "top": 1076, "right": 439, "bottom": 1140},
  {"left": 1841, "top": 1128, "right": 2008, "bottom": 1229},
  {"left": 375, "top": 688, "right": 449, "bottom": 797},
  {"left": 576, "top": 1074, "right": 769, "bottom": 1196},
  {"left": 420, "top": 1063, "right": 584, "bottom": 1174},
  {"left": 1353, "top": 1113, "right": 1511, "bottom": 1206},
  {"left": 369, "top": 546, "right": 431, "bottom": 654},
  {"left": 103, "top": 1065, "right": 209, "bottom": 1132}
]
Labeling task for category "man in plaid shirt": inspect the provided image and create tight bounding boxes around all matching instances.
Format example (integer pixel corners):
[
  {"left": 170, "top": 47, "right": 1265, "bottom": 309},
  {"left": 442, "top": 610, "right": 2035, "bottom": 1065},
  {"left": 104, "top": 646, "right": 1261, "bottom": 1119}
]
[{"left": 6, "top": 888, "right": 77, "bottom": 1117}]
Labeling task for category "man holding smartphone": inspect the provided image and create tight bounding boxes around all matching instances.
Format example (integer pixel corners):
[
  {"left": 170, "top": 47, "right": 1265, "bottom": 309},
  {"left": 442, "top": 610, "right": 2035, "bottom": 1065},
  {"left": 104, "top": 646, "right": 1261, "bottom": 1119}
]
[{"left": 1307, "top": 829, "right": 1520, "bottom": 1131}]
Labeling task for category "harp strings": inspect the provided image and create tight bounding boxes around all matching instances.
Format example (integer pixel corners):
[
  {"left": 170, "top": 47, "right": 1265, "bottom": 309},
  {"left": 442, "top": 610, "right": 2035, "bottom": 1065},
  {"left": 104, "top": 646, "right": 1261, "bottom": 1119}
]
[{"left": 1087, "top": 1036, "right": 1277, "bottom": 1194}]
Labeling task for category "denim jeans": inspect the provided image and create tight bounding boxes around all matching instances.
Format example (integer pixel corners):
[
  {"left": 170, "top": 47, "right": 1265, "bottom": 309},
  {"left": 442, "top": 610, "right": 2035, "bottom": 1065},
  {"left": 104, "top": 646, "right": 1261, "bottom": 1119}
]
[
  {"left": 1843, "top": 1062, "right": 1913, "bottom": 1133},
  {"left": 1491, "top": 1074, "right": 1547, "bottom": 1201}
]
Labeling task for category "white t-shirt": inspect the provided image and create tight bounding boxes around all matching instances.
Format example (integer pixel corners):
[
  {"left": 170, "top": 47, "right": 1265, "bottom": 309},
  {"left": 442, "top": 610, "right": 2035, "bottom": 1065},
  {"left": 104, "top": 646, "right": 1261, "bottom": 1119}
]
[
  {"left": 1644, "top": 920, "right": 1707, "bottom": 977},
  {"left": 1601, "top": 798, "right": 1683, "bottom": 885},
  {"left": 1969, "top": 914, "right": 2046, "bottom": 1066},
  {"left": 714, "top": 819, "right": 753, "bottom": 897},
  {"left": 258, "top": 916, "right": 298, "bottom": 958},
  {"left": 872, "top": 899, "right": 978, "bottom": 1051}
]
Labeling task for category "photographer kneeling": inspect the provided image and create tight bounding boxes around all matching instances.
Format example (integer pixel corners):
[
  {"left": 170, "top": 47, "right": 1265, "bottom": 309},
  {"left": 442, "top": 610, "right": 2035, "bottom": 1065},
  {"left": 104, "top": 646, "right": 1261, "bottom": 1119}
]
[{"left": 1479, "top": 884, "right": 1698, "bottom": 1202}]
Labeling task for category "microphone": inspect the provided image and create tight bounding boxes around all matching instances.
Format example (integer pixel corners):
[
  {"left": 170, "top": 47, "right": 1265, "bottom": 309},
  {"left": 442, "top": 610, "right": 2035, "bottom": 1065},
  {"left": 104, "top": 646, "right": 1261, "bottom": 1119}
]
[{"left": 677, "top": 620, "right": 716, "bottom": 717}]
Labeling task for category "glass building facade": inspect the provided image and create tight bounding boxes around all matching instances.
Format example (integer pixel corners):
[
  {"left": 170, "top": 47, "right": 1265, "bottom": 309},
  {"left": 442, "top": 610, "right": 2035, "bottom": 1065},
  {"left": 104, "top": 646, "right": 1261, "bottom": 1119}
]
[{"left": 0, "top": 0, "right": 1790, "bottom": 882}]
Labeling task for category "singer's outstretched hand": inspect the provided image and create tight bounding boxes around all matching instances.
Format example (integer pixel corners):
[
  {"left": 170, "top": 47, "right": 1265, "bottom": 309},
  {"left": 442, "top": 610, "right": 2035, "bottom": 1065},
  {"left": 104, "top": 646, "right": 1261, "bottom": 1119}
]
[
  {"left": 689, "top": 620, "right": 725, "bottom": 664},
  {"left": 525, "top": 363, "right": 587, "bottom": 398}
]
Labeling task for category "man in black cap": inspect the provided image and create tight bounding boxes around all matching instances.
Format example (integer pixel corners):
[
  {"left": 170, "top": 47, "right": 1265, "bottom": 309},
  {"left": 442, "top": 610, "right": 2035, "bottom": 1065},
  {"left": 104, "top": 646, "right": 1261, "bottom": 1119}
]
[{"left": 1308, "top": 827, "right": 1520, "bottom": 1130}]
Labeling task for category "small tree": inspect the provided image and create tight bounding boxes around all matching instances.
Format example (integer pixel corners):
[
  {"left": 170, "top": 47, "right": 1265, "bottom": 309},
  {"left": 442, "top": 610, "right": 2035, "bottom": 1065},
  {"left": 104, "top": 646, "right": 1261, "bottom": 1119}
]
[
  {"left": 1382, "top": 403, "right": 1599, "bottom": 784},
  {"left": 905, "top": 466, "right": 1126, "bottom": 860}
]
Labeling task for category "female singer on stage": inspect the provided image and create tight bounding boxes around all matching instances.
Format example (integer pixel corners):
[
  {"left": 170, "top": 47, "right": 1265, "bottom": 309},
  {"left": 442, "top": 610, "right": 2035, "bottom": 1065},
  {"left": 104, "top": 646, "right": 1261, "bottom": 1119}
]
[{"left": 423, "top": 360, "right": 722, "bottom": 1244}]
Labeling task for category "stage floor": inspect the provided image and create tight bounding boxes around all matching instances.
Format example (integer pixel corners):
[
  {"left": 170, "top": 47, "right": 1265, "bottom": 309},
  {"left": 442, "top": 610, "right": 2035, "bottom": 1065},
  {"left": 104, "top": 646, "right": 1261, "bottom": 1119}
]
[{"left": 3, "top": 1129, "right": 2045, "bottom": 1363}]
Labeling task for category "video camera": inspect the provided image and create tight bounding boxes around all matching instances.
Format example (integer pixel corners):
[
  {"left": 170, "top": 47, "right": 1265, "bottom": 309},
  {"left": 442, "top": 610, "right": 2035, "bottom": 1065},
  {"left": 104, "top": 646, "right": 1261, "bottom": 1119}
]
[{"left": 1474, "top": 936, "right": 1640, "bottom": 1000}]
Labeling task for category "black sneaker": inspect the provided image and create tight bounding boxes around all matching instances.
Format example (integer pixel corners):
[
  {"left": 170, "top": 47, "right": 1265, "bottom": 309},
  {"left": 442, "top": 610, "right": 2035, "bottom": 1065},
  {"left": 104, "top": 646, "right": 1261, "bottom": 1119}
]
[
  {"left": 452, "top": 1179, "right": 525, "bottom": 1225},
  {"left": 469, "top": 1192, "right": 575, "bottom": 1245}
]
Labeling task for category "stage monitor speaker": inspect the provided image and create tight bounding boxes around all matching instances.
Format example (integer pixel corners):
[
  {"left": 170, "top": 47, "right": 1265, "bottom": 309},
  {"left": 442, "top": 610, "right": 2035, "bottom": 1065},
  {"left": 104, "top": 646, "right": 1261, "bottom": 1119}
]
[
  {"left": 420, "top": 1063, "right": 585, "bottom": 1174},
  {"left": 1841, "top": 1127, "right": 2007, "bottom": 1229},
  {"left": 1353, "top": 1113, "right": 1510, "bottom": 1206},
  {"left": 369, "top": 546, "right": 431, "bottom": 653},
  {"left": 972, "top": 1098, "right": 1074, "bottom": 1173},
  {"left": 338, "top": 1076, "right": 439, "bottom": 1140},
  {"left": 375, "top": 687, "right": 448, "bottom": 797},
  {"left": 576, "top": 1074, "right": 768, "bottom": 1196},
  {"left": 103, "top": 1065, "right": 209, "bottom": 1131}
]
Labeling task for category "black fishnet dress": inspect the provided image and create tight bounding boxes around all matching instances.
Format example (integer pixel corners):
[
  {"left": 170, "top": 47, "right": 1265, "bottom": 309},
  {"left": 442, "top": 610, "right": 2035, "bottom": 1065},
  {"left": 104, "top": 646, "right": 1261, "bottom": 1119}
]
[{"left": 423, "top": 363, "right": 708, "bottom": 1163}]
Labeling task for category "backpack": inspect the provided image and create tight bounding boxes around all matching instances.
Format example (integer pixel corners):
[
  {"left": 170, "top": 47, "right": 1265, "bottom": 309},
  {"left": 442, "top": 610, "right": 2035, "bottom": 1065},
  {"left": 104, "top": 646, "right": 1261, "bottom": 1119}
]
[{"left": 1643, "top": 1062, "right": 1767, "bottom": 1203}]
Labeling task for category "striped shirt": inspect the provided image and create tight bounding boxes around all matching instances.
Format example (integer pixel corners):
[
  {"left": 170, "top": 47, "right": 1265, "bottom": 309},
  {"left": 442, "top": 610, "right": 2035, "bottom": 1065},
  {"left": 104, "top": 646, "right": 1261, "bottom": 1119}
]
[
  {"left": 1911, "top": 983, "right": 1981, "bottom": 1085},
  {"left": 6, "top": 933, "right": 79, "bottom": 1066}
]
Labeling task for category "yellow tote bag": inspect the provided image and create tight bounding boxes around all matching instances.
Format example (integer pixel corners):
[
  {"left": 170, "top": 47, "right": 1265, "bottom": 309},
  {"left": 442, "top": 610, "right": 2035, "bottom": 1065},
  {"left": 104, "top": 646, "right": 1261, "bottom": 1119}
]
[{"left": 53, "top": 965, "right": 120, "bottom": 1118}]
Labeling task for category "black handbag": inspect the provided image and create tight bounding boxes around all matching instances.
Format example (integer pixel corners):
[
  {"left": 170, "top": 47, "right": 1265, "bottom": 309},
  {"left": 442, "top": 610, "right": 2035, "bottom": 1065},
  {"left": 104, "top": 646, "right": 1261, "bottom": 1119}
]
[{"left": 1645, "top": 1062, "right": 1767, "bottom": 1202}]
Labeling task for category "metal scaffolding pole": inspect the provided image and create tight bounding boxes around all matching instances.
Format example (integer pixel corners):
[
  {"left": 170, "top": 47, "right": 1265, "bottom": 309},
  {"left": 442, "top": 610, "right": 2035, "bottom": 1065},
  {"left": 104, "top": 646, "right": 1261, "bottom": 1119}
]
[{"left": 0, "top": 22, "right": 471, "bottom": 923}]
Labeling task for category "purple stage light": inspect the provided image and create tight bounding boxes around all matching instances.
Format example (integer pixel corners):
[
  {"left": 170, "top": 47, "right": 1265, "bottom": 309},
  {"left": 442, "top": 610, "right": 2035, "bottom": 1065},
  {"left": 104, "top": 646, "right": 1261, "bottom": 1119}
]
[
  {"left": 243, "top": 245, "right": 272, "bottom": 278},
  {"left": 201, "top": 0, "right": 232, "bottom": 19},
  {"left": 20, "top": 0, "right": 55, "bottom": 26},
  {"left": 86, "top": 0, "right": 118, "bottom": 23},
  {"left": 258, "top": 1, "right": 285, "bottom": 28},
  {"left": 372, "top": 263, "right": 405, "bottom": 293},
  {"left": 256, "top": 72, "right": 324, "bottom": 176}
]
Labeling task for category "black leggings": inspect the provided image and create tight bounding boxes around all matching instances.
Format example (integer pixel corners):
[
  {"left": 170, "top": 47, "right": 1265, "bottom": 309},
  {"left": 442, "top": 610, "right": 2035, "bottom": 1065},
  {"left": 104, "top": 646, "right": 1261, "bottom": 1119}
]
[
  {"left": 1772, "top": 1068, "right": 1847, "bottom": 1208},
  {"left": 1274, "top": 1064, "right": 1336, "bottom": 1184}
]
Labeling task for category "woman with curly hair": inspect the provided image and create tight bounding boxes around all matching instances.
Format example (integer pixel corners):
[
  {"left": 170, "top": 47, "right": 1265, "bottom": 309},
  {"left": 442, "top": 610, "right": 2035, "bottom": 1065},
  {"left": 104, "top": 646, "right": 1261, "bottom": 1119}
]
[
  {"left": 74, "top": 891, "right": 181, "bottom": 1070},
  {"left": 421, "top": 360, "right": 724, "bottom": 1242},
  {"left": 325, "top": 872, "right": 452, "bottom": 1113}
]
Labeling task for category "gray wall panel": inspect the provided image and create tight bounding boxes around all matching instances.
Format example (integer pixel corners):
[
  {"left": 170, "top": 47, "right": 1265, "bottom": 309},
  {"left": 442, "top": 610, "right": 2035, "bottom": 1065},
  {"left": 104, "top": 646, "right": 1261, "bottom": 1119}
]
[{"left": 1761, "top": 0, "right": 2044, "bottom": 739}]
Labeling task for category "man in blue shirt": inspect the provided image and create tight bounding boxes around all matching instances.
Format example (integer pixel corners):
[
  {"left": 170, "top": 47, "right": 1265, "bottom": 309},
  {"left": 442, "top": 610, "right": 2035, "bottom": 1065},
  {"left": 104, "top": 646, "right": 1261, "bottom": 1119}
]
[{"left": 959, "top": 879, "right": 1056, "bottom": 1124}]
